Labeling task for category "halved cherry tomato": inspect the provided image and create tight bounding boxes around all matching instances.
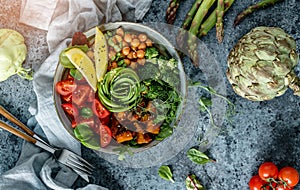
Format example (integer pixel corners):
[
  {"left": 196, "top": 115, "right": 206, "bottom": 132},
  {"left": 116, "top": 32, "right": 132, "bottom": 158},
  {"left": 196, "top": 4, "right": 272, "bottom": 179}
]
[
  {"left": 87, "top": 88, "right": 95, "bottom": 102},
  {"left": 61, "top": 103, "right": 79, "bottom": 119},
  {"left": 75, "top": 116, "right": 95, "bottom": 129},
  {"left": 249, "top": 175, "right": 267, "bottom": 190},
  {"left": 92, "top": 99, "right": 110, "bottom": 119},
  {"left": 56, "top": 78, "right": 77, "bottom": 96},
  {"left": 71, "top": 120, "right": 77, "bottom": 128},
  {"left": 99, "top": 125, "right": 112, "bottom": 147},
  {"left": 259, "top": 162, "right": 279, "bottom": 181},
  {"left": 72, "top": 85, "right": 92, "bottom": 106},
  {"left": 278, "top": 167, "right": 299, "bottom": 187},
  {"left": 62, "top": 93, "right": 72, "bottom": 103}
]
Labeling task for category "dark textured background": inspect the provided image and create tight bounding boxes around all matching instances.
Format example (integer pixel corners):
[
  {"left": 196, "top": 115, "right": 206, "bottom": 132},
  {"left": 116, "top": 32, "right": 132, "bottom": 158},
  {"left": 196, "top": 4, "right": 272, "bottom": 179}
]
[{"left": 0, "top": 0, "right": 300, "bottom": 189}]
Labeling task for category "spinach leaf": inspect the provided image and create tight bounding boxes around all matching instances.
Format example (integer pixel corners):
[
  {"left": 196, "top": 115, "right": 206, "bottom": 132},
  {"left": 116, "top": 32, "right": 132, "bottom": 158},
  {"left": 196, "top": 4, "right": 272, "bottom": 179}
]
[
  {"left": 74, "top": 124, "right": 100, "bottom": 150},
  {"left": 187, "top": 148, "right": 214, "bottom": 165},
  {"left": 158, "top": 165, "right": 175, "bottom": 183},
  {"left": 185, "top": 174, "right": 204, "bottom": 190},
  {"left": 59, "top": 45, "right": 89, "bottom": 68},
  {"left": 155, "top": 124, "right": 173, "bottom": 141}
]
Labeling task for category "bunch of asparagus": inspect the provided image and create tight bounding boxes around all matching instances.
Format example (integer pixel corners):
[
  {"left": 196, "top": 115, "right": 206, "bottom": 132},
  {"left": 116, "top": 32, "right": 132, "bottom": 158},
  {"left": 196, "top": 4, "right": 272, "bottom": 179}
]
[{"left": 165, "top": 0, "right": 283, "bottom": 66}]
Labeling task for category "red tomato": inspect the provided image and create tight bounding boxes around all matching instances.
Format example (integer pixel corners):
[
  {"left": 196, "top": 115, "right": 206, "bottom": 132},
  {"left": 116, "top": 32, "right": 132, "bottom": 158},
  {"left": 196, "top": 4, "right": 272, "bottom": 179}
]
[
  {"left": 99, "top": 125, "right": 112, "bottom": 147},
  {"left": 72, "top": 85, "right": 92, "bottom": 106},
  {"left": 62, "top": 93, "right": 72, "bottom": 103},
  {"left": 259, "top": 162, "right": 279, "bottom": 181},
  {"left": 278, "top": 167, "right": 299, "bottom": 187},
  {"left": 75, "top": 117, "right": 95, "bottom": 128},
  {"left": 61, "top": 103, "right": 79, "bottom": 119},
  {"left": 249, "top": 175, "right": 267, "bottom": 190},
  {"left": 56, "top": 78, "right": 77, "bottom": 96},
  {"left": 275, "top": 183, "right": 293, "bottom": 190},
  {"left": 71, "top": 120, "right": 77, "bottom": 128},
  {"left": 87, "top": 88, "right": 95, "bottom": 102},
  {"left": 92, "top": 99, "right": 110, "bottom": 119}
]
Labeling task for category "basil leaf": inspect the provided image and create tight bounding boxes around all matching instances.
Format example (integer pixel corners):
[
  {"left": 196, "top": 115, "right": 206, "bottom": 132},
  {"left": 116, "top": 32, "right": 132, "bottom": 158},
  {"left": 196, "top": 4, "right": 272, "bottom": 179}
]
[
  {"left": 155, "top": 125, "right": 173, "bottom": 141},
  {"left": 158, "top": 165, "right": 174, "bottom": 183},
  {"left": 187, "top": 148, "right": 213, "bottom": 165},
  {"left": 80, "top": 107, "right": 93, "bottom": 118},
  {"left": 59, "top": 45, "right": 89, "bottom": 68},
  {"left": 74, "top": 124, "right": 100, "bottom": 150},
  {"left": 185, "top": 174, "right": 204, "bottom": 190}
]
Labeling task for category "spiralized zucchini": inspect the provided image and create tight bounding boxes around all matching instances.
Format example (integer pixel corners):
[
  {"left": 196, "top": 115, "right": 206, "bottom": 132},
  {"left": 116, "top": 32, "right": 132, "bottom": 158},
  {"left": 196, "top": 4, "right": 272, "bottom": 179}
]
[{"left": 97, "top": 67, "right": 140, "bottom": 112}]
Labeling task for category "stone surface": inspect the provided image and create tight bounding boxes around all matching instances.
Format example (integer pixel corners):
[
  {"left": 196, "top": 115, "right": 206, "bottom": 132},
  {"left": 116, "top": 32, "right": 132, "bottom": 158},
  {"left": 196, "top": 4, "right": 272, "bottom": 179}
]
[{"left": 0, "top": 0, "right": 300, "bottom": 190}]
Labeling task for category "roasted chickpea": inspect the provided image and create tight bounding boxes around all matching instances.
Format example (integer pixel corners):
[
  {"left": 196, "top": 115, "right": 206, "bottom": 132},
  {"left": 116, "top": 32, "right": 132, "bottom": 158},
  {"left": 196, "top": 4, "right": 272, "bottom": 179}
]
[
  {"left": 122, "top": 47, "right": 131, "bottom": 56},
  {"left": 138, "top": 34, "right": 147, "bottom": 42},
  {"left": 124, "top": 34, "right": 132, "bottom": 43},
  {"left": 116, "top": 28, "right": 124, "bottom": 37},
  {"left": 131, "top": 38, "right": 140, "bottom": 48},
  {"left": 137, "top": 58, "right": 146, "bottom": 65},
  {"left": 145, "top": 39, "right": 153, "bottom": 47},
  {"left": 110, "top": 61, "right": 118, "bottom": 69},
  {"left": 114, "top": 35, "right": 123, "bottom": 43},
  {"left": 122, "top": 41, "right": 129, "bottom": 47},
  {"left": 127, "top": 51, "right": 134, "bottom": 59},
  {"left": 132, "top": 51, "right": 138, "bottom": 59},
  {"left": 138, "top": 42, "right": 146, "bottom": 50},
  {"left": 136, "top": 50, "right": 145, "bottom": 59},
  {"left": 130, "top": 61, "right": 138, "bottom": 69},
  {"left": 124, "top": 58, "right": 131, "bottom": 66}
]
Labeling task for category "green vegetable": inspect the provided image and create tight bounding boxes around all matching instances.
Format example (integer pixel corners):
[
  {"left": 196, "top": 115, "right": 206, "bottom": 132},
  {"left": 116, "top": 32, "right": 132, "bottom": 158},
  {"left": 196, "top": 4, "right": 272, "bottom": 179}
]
[
  {"left": 185, "top": 174, "right": 205, "bottom": 190},
  {"left": 80, "top": 107, "right": 93, "bottom": 118},
  {"left": 155, "top": 124, "right": 173, "bottom": 141},
  {"left": 0, "top": 29, "right": 32, "bottom": 81},
  {"left": 187, "top": 148, "right": 215, "bottom": 165},
  {"left": 227, "top": 26, "right": 300, "bottom": 101},
  {"left": 69, "top": 68, "right": 83, "bottom": 80},
  {"left": 98, "top": 67, "right": 141, "bottom": 112},
  {"left": 74, "top": 124, "right": 100, "bottom": 150},
  {"left": 166, "top": 0, "right": 182, "bottom": 24},
  {"left": 59, "top": 45, "right": 89, "bottom": 68},
  {"left": 199, "top": 97, "right": 212, "bottom": 112},
  {"left": 158, "top": 165, "right": 175, "bottom": 183},
  {"left": 145, "top": 47, "right": 159, "bottom": 59}
]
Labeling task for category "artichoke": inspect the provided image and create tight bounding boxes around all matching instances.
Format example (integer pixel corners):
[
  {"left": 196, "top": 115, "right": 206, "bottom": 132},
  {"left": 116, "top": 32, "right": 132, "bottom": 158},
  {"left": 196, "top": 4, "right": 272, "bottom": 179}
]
[{"left": 227, "top": 26, "right": 300, "bottom": 101}]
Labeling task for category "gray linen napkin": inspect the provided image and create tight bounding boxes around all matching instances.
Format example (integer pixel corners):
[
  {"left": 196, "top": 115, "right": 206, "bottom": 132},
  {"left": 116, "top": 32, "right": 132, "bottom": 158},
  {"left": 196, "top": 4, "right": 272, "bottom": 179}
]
[{"left": 0, "top": 0, "right": 152, "bottom": 189}]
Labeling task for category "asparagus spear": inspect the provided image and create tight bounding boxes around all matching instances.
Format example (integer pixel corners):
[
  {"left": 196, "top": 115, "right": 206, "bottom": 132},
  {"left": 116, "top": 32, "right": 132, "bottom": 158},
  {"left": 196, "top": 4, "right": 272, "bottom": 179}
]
[
  {"left": 233, "top": 0, "right": 283, "bottom": 26},
  {"left": 216, "top": 0, "right": 225, "bottom": 43},
  {"left": 166, "top": 0, "right": 182, "bottom": 24},
  {"left": 188, "top": 0, "right": 216, "bottom": 63},
  {"left": 182, "top": 0, "right": 204, "bottom": 29},
  {"left": 199, "top": 0, "right": 234, "bottom": 38}
]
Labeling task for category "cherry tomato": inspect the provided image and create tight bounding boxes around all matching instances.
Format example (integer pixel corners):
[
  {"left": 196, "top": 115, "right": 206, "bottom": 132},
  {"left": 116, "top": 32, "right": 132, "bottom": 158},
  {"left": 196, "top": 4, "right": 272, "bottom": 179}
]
[
  {"left": 72, "top": 85, "right": 91, "bottom": 106},
  {"left": 56, "top": 78, "right": 77, "bottom": 96},
  {"left": 71, "top": 120, "right": 77, "bottom": 128},
  {"left": 99, "top": 125, "right": 112, "bottom": 147},
  {"left": 259, "top": 162, "right": 279, "bottom": 181},
  {"left": 278, "top": 167, "right": 299, "bottom": 187},
  {"left": 61, "top": 103, "right": 79, "bottom": 119},
  {"left": 275, "top": 183, "right": 293, "bottom": 190},
  {"left": 87, "top": 88, "right": 95, "bottom": 102},
  {"left": 92, "top": 99, "right": 110, "bottom": 119},
  {"left": 62, "top": 93, "right": 72, "bottom": 103},
  {"left": 249, "top": 175, "right": 266, "bottom": 190}
]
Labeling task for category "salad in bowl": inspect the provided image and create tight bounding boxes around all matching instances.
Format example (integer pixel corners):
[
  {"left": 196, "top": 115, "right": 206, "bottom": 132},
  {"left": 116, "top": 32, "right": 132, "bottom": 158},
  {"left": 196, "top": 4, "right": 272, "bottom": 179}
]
[{"left": 53, "top": 22, "right": 186, "bottom": 154}]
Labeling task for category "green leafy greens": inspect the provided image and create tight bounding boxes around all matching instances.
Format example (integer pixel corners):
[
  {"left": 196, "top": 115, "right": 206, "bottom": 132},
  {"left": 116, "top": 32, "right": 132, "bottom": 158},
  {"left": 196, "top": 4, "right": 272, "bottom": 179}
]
[
  {"left": 187, "top": 148, "right": 215, "bottom": 165},
  {"left": 185, "top": 174, "right": 205, "bottom": 190},
  {"left": 158, "top": 165, "right": 175, "bottom": 183}
]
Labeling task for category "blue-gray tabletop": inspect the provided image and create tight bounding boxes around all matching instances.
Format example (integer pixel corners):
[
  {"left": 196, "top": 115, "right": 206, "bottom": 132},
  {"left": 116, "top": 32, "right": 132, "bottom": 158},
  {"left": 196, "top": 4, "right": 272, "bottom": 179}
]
[{"left": 0, "top": 0, "right": 300, "bottom": 189}]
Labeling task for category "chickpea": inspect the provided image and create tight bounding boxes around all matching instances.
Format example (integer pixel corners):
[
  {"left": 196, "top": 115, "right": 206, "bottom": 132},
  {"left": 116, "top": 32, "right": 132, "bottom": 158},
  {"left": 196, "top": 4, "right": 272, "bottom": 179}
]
[
  {"left": 131, "top": 34, "right": 137, "bottom": 39},
  {"left": 116, "top": 28, "right": 124, "bottom": 37},
  {"left": 122, "top": 47, "right": 131, "bottom": 56},
  {"left": 110, "top": 61, "right": 118, "bottom": 69},
  {"left": 138, "top": 34, "right": 147, "bottom": 42},
  {"left": 132, "top": 51, "right": 138, "bottom": 59},
  {"left": 130, "top": 61, "right": 138, "bottom": 69},
  {"left": 124, "top": 58, "right": 131, "bottom": 66},
  {"left": 145, "top": 39, "right": 153, "bottom": 47},
  {"left": 122, "top": 41, "right": 129, "bottom": 47},
  {"left": 137, "top": 58, "right": 146, "bottom": 65},
  {"left": 114, "top": 35, "right": 123, "bottom": 43},
  {"left": 86, "top": 50, "right": 94, "bottom": 60},
  {"left": 124, "top": 33, "right": 132, "bottom": 43},
  {"left": 131, "top": 38, "right": 140, "bottom": 48},
  {"left": 136, "top": 50, "right": 145, "bottom": 59},
  {"left": 138, "top": 42, "right": 146, "bottom": 50},
  {"left": 127, "top": 51, "right": 134, "bottom": 59}
]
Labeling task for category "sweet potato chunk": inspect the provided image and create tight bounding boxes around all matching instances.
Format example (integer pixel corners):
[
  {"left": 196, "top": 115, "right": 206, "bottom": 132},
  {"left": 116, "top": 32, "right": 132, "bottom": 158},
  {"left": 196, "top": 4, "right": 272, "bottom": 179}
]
[
  {"left": 116, "top": 131, "right": 133, "bottom": 143},
  {"left": 136, "top": 133, "right": 152, "bottom": 144}
]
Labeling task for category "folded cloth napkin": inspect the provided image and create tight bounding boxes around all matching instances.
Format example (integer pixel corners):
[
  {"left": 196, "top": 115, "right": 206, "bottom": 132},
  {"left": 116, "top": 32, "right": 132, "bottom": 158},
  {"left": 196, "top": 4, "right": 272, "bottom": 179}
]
[{"left": 0, "top": 0, "right": 152, "bottom": 189}]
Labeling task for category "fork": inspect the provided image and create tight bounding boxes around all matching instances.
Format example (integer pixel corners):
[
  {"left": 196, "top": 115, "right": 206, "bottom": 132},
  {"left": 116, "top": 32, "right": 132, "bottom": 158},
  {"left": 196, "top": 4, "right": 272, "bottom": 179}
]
[{"left": 0, "top": 105, "right": 94, "bottom": 182}]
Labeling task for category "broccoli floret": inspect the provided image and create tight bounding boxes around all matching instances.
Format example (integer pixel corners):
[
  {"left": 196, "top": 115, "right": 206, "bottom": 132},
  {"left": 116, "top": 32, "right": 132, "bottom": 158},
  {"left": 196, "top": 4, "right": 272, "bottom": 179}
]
[
  {"left": 145, "top": 47, "right": 159, "bottom": 59},
  {"left": 136, "top": 62, "right": 160, "bottom": 80}
]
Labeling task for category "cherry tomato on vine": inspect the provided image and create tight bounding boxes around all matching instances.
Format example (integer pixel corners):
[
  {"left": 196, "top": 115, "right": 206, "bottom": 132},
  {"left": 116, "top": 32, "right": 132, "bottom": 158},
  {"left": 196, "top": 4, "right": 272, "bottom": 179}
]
[
  {"left": 259, "top": 162, "right": 279, "bottom": 181},
  {"left": 275, "top": 183, "right": 293, "bottom": 190},
  {"left": 278, "top": 167, "right": 299, "bottom": 187},
  {"left": 249, "top": 175, "right": 266, "bottom": 190}
]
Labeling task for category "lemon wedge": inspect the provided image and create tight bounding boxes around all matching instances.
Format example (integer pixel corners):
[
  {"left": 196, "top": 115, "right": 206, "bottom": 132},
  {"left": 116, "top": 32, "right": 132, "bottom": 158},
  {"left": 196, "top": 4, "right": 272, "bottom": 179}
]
[
  {"left": 94, "top": 26, "right": 108, "bottom": 82},
  {"left": 65, "top": 48, "right": 97, "bottom": 91}
]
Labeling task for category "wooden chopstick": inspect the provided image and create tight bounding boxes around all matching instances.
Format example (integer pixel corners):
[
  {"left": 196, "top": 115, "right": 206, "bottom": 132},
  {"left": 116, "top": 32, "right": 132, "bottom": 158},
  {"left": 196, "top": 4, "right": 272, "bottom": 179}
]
[{"left": 0, "top": 120, "right": 37, "bottom": 144}]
